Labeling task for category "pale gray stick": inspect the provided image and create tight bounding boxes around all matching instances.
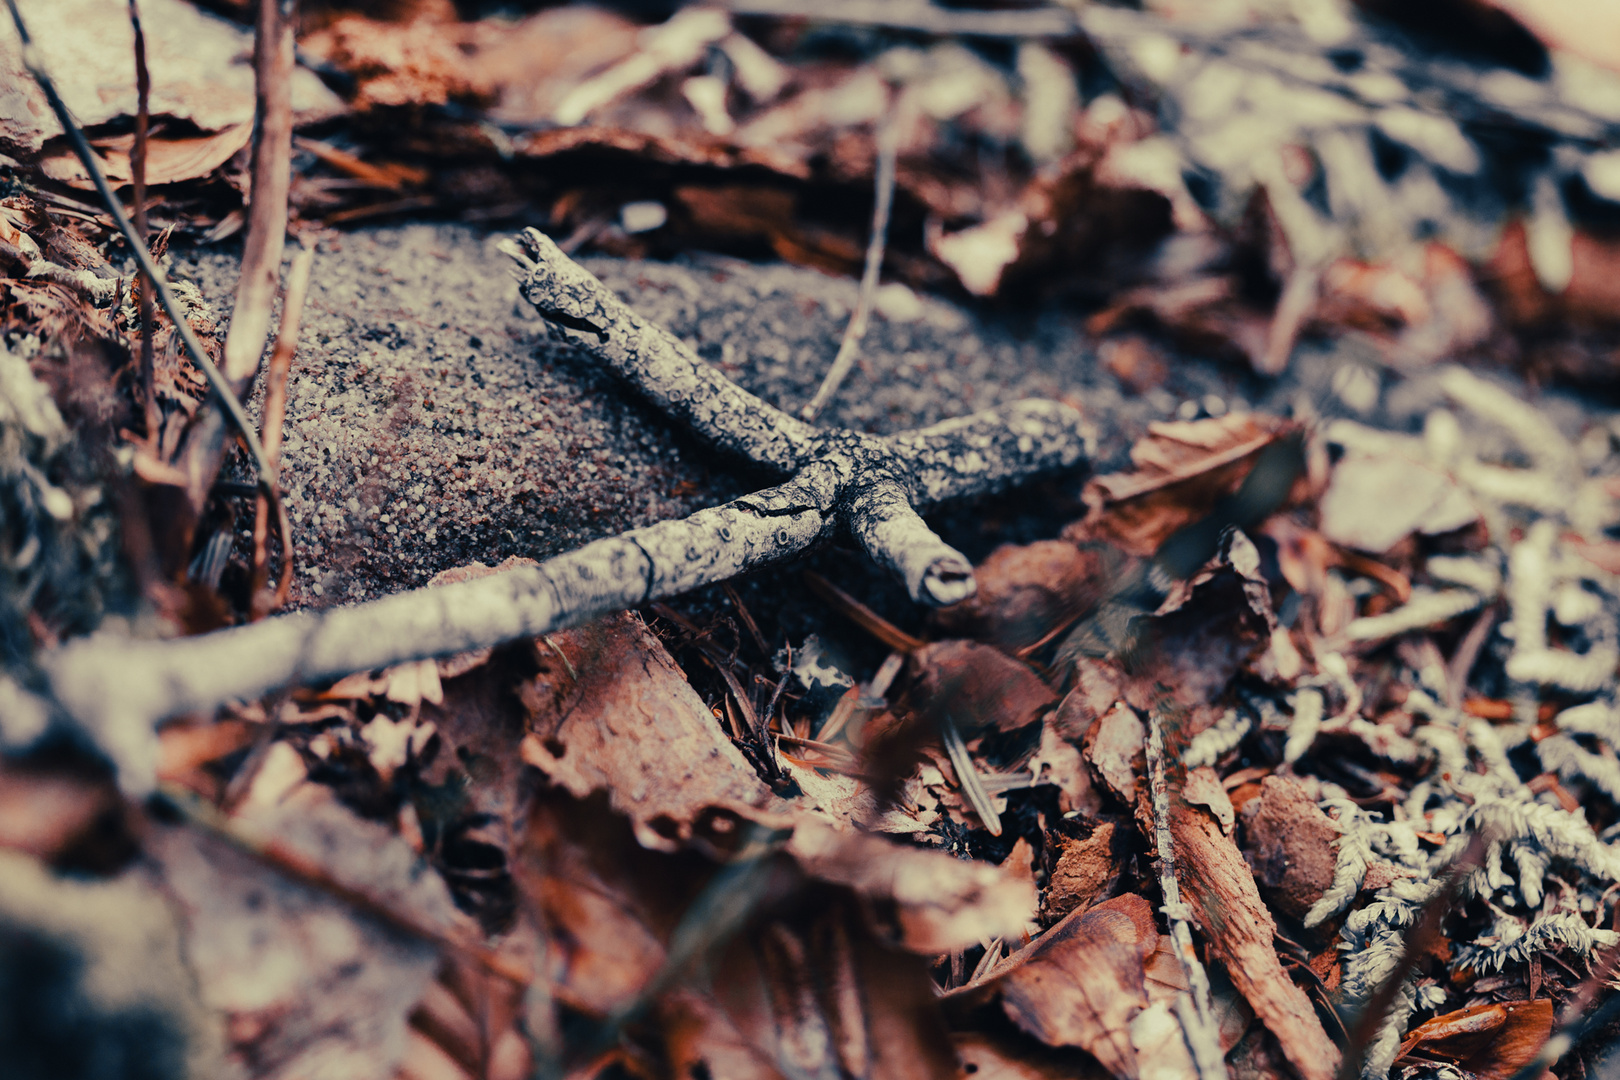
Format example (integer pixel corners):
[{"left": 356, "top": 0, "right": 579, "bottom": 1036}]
[{"left": 40, "top": 231, "right": 1088, "bottom": 789}]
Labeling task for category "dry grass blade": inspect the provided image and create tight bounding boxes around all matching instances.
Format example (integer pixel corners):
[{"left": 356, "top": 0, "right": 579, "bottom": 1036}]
[{"left": 801, "top": 91, "right": 901, "bottom": 423}]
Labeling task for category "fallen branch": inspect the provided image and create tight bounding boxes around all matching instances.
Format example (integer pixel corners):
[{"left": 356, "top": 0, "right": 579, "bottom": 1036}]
[{"left": 41, "top": 230, "right": 1086, "bottom": 789}]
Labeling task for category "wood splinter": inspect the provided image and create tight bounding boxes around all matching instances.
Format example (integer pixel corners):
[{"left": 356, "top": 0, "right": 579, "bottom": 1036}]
[{"left": 40, "top": 228, "right": 1088, "bottom": 790}]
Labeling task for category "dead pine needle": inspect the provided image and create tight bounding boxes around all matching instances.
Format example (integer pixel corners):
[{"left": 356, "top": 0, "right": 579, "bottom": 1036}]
[
  {"left": 126, "top": 0, "right": 157, "bottom": 440},
  {"left": 941, "top": 712, "right": 1001, "bottom": 837},
  {"left": 800, "top": 90, "right": 902, "bottom": 423}
]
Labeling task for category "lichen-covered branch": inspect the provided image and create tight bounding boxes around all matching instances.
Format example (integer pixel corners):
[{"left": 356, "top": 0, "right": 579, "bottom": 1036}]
[{"left": 39, "top": 230, "right": 1089, "bottom": 789}]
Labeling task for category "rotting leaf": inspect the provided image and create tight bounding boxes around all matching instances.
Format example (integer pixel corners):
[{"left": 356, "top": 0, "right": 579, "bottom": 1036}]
[
  {"left": 946, "top": 893, "right": 1159, "bottom": 1080},
  {"left": 905, "top": 640, "right": 1057, "bottom": 737},
  {"left": 1044, "top": 821, "right": 1132, "bottom": 923}
]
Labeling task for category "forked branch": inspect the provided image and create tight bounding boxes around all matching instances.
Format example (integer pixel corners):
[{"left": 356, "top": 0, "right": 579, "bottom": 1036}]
[{"left": 41, "top": 230, "right": 1088, "bottom": 789}]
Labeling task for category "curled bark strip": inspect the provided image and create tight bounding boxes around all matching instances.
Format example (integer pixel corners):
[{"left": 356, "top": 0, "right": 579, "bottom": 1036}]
[{"left": 43, "top": 230, "right": 1088, "bottom": 789}]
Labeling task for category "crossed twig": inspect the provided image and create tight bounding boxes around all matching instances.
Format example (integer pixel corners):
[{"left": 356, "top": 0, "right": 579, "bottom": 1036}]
[{"left": 40, "top": 228, "right": 1087, "bottom": 788}]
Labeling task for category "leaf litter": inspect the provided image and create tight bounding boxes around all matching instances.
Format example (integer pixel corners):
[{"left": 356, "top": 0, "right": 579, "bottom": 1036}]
[{"left": 7, "top": 0, "right": 1620, "bottom": 1079}]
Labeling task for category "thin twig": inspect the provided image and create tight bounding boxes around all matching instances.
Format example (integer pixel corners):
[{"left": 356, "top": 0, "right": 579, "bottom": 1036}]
[
  {"left": 3, "top": 0, "right": 288, "bottom": 562},
  {"left": 1146, "top": 707, "right": 1227, "bottom": 1080},
  {"left": 251, "top": 242, "right": 314, "bottom": 614},
  {"left": 126, "top": 0, "right": 157, "bottom": 441},
  {"left": 180, "top": 0, "right": 299, "bottom": 512},
  {"left": 801, "top": 92, "right": 901, "bottom": 423}
]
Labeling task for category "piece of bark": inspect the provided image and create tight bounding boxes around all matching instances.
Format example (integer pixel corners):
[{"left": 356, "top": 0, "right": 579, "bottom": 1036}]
[
  {"left": 1169, "top": 802, "right": 1340, "bottom": 1080},
  {"left": 947, "top": 893, "right": 1160, "bottom": 1080},
  {"left": 932, "top": 540, "right": 1105, "bottom": 650},
  {"left": 1045, "top": 821, "right": 1131, "bottom": 922},
  {"left": 1240, "top": 775, "right": 1340, "bottom": 924}
]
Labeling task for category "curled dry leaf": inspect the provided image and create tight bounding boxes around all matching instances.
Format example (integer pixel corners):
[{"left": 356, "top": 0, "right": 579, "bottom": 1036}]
[
  {"left": 1392, "top": 999, "right": 1555, "bottom": 1080},
  {"left": 1073, "top": 413, "right": 1294, "bottom": 559},
  {"left": 1168, "top": 801, "right": 1340, "bottom": 1080},
  {"left": 931, "top": 539, "right": 1106, "bottom": 651},
  {"left": 40, "top": 123, "right": 254, "bottom": 190},
  {"left": 946, "top": 893, "right": 1160, "bottom": 1080},
  {"left": 1240, "top": 775, "right": 1340, "bottom": 924},
  {"left": 1083, "top": 703, "right": 1145, "bottom": 804},
  {"left": 1129, "top": 529, "right": 1277, "bottom": 710},
  {"left": 517, "top": 610, "right": 783, "bottom": 852},
  {"left": 509, "top": 606, "right": 1035, "bottom": 954}
]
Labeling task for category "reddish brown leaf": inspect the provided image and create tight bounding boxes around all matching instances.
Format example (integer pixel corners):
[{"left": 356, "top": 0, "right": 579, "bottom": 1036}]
[
  {"left": 905, "top": 640, "right": 1058, "bottom": 736},
  {"left": 1393, "top": 999, "right": 1554, "bottom": 1080}
]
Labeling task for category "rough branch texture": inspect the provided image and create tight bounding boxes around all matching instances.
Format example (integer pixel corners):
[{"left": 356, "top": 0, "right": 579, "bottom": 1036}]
[{"left": 41, "top": 230, "right": 1088, "bottom": 788}]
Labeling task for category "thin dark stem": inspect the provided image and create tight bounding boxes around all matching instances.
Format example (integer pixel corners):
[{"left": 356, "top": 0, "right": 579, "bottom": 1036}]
[
  {"left": 801, "top": 91, "right": 901, "bottom": 423},
  {"left": 3, "top": 0, "right": 288, "bottom": 568},
  {"left": 127, "top": 0, "right": 157, "bottom": 441}
]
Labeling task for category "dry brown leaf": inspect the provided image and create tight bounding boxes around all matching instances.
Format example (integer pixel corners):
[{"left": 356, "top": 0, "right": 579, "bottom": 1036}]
[
  {"left": 517, "top": 610, "right": 783, "bottom": 852},
  {"left": 905, "top": 640, "right": 1057, "bottom": 736},
  {"left": 1240, "top": 775, "right": 1341, "bottom": 924},
  {"left": 0, "top": 760, "right": 126, "bottom": 867},
  {"left": 1074, "top": 413, "right": 1293, "bottom": 558},
  {"left": 1169, "top": 801, "right": 1340, "bottom": 1080},
  {"left": 1181, "top": 765, "right": 1234, "bottom": 836},
  {"left": 948, "top": 893, "right": 1160, "bottom": 1080},
  {"left": 149, "top": 785, "right": 459, "bottom": 1080},
  {"left": 302, "top": 16, "right": 492, "bottom": 110},
  {"left": 40, "top": 123, "right": 252, "bottom": 189},
  {"left": 1392, "top": 999, "right": 1555, "bottom": 1080},
  {"left": 1028, "top": 719, "right": 1100, "bottom": 818},
  {"left": 932, "top": 540, "right": 1105, "bottom": 651}
]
